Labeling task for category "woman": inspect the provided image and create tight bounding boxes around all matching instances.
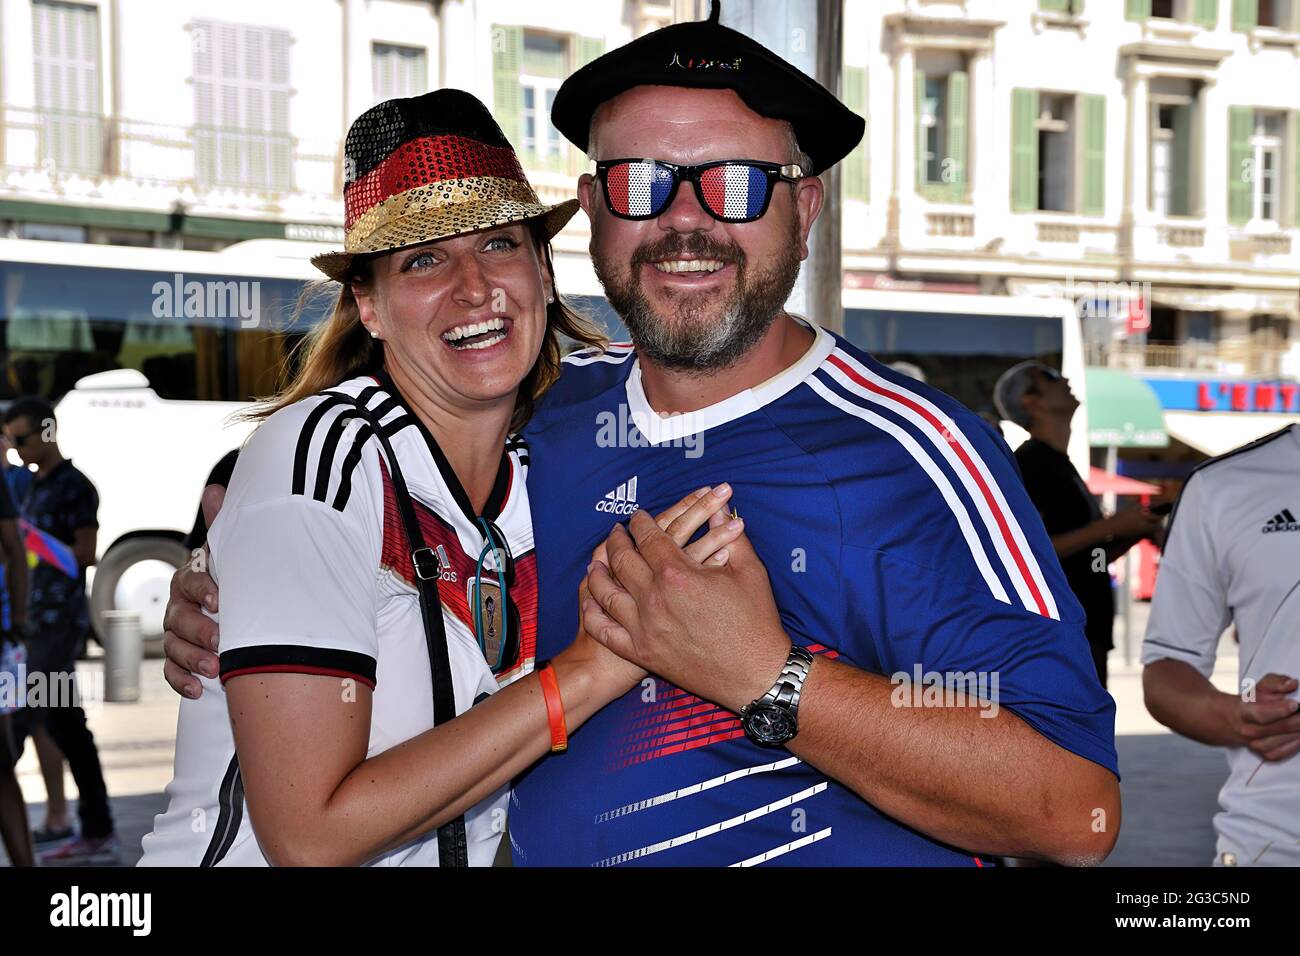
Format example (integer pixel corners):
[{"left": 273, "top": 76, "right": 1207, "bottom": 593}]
[{"left": 139, "top": 90, "right": 741, "bottom": 866}]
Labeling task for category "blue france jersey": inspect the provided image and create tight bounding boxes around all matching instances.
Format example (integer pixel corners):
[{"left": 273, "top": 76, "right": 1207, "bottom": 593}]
[{"left": 512, "top": 323, "right": 1118, "bottom": 866}]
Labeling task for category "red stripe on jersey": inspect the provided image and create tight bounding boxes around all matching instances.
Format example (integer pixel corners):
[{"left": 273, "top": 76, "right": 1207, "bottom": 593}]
[
  {"left": 826, "top": 353, "right": 1051, "bottom": 619},
  {"left": 378, "top": 460, "right": 537, "bottom": 677}
]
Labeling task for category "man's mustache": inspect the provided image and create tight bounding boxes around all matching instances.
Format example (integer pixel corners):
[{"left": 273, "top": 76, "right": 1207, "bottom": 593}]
[{"left": 630, "top": 234, "right": 745, "bottom": 271}]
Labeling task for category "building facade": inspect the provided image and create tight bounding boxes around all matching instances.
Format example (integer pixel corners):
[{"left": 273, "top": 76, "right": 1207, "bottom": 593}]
[{"left": 1, "top": 0, "right": 1297, "bottom": 456}]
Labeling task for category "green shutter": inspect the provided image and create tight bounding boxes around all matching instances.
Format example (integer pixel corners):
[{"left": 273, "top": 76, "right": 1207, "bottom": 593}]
[
  {"left": 1228, "top": 106, "right": 1253, "bottom": 224},
  {"left": 1011, "top": 88, "right": 1039, "bottom": 212},
  {"left": 1126, "top": 0, "right": 1151, "bottom": 21},
  {"left": 1171, "top": 103, "right": 1192, "bottom": 215},
  {"left": 566, "top": 36, "right": 605, "bottom": 172},
  {"left": 1291, "top": 112, "right": 1300, "bottom": 226},
  {"left": 843, "top": 65, "right": 868, "bottom": 201},
  {"left": 1039, "top": 0, "right": 1070, "bottom": 10},
  {"left": 915, "top": 68, "right": 928, "bottom": 190},
  {"left": 1081, "top": 95, "right": 1106, "bottom": 216},
  {"left": 946, "top": 70, "right": 968, "bottom": 203},
  {"left": 576, "top": 35, "right": 604, "bottom": 68},
  {"left": 1193, "top": 0, "right": 1219, "bottom": 28},
  {"left": 491, "top": 24, "right": 523, "bottom": 151},
  {"left": 1232, "top": 0, "right": 1258, "bottom": 30}
]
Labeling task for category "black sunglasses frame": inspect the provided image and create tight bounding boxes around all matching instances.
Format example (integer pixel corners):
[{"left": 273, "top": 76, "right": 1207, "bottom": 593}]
[{"left": 594, "top": 158, "right": 806, "bottom": 224}]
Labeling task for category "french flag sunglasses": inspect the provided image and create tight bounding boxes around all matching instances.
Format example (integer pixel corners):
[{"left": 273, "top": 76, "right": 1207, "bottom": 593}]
[{"left": 596, "top": 158, "right": 806, "bottom": 224}]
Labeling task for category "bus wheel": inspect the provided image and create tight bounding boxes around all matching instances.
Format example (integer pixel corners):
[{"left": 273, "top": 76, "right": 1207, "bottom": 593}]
[{"left": 90, "top": 537, "right": 191, "bottom": 659}]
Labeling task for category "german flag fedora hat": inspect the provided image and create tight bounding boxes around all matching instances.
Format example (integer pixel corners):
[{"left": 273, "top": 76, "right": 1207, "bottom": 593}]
[{"left": 312, "top": 88, "right": 580, "bottom": 281}]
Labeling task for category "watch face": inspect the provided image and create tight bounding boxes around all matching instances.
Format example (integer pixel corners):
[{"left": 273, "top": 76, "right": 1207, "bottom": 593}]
[{"left": 744, "top": 703, "right": 796, "bottom": 746}]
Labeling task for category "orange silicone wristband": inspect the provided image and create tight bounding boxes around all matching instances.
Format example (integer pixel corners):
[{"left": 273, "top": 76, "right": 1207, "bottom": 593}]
[{"left": 538, "top": 664, "right": 568, "bottom": 753}]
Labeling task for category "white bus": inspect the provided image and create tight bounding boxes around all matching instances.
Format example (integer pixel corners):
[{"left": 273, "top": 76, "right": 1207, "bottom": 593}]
[
  {"left": 0, "top": 236, "right": 1086, "bottom": 650},
  {"left": 0, "top": 237, "right": 335, "bottom": 649}
]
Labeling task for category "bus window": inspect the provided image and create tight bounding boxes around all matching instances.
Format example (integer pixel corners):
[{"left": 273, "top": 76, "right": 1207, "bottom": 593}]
[
  {"left": 844, "top": 308, "right": 1064, "bottom": 419},
  {"left": 0, "top": 261, "right": 328, "bottom": 404}
]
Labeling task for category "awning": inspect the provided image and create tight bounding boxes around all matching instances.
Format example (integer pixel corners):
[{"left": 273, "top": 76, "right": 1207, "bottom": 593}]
[
  {"left": 1164, "top": 411, "right": 1300, "bottom": 457},
  {"left": 1085, "top": 368, "right": 1169, "bottom": 447},
  {"left": 1087, "top": 468, "right": 1161, "bottom": 497}
]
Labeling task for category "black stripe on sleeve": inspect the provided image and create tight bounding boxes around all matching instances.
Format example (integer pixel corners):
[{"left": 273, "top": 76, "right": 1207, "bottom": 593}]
[
  {"left": 292, "top": 395, "right": 351, "bottom": 496},
  {"left": 220, "top": 645, "right": 377, "bottom": 688}
]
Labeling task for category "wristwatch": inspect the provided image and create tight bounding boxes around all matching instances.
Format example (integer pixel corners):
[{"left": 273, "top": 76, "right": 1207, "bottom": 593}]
[{"left": 741, "top": 644, "right": 814, "bottom": 747}]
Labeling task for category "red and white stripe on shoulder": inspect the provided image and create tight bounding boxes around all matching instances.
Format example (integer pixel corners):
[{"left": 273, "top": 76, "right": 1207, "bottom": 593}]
[
  {"left": 809, "top": 348, "right": 1061, "bottom": 620},
  {"left": 563, "top": 342, "right": 636, "bottom": 366}
]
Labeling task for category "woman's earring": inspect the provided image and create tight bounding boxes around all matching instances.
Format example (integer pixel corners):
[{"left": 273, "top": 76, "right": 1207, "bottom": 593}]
[
  {"left": 546, "top": 294, "right": 555, "bottom": 304},
  {"left": 369, "top": 329, "right": 380, "bottom": 339}
]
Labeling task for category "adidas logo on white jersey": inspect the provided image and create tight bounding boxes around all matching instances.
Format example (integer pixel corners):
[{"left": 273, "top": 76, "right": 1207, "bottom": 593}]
[
  {"left": 1262, "top": 508, "right": 1299, "bottom": 533},
  {"left": 596, "top": 477, "right": 640, "bottom": 515}
]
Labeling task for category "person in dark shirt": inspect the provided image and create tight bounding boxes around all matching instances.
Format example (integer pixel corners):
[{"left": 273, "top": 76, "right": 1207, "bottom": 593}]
[
  {"left": 2, "top": 396, "right": 118, "bottom": 864},
  {"left": 995, "top": 363, "right": 1162, "bottom": 688},
  {"left": 0, "top": 470, "right": 33, "bottom": 866}
]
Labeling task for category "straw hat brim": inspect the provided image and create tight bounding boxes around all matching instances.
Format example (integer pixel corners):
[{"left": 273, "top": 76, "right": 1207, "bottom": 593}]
[{"left": 312, "top": 197, "right": 580, "bottom": 282}]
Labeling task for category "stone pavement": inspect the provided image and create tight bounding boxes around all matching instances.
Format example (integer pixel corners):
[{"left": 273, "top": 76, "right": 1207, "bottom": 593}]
[{"left": 1, "top": 603, "right": 1242, "bottom": 867}]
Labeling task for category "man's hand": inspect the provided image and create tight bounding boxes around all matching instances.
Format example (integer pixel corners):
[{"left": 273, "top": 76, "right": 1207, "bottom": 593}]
[
  {"left": 582, "top": 488, "right": 790, "bottom": 713},
  {"left": 568, "top": 485, "right": 750, "bottom": 697},
  {"left": 162, "top": 484, "right": 224, "bottom": 699},
  {"left": 1107, "top": 508, "right": 1164, "bottom": 540},
  {"left": 1230, "top": 673, "right": 1300, "bottom": 761}
]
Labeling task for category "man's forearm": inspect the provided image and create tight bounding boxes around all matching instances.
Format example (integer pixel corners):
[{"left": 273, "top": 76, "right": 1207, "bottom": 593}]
[
  {"left": 786, "top": 656, "right": 1120, "bottom": 864},
  {"left": 1143, "top": 658, "right": 1240, "bottom": 747},
  {"left": 1051, "top": 518, "right": 1114, "bottom": 561}
]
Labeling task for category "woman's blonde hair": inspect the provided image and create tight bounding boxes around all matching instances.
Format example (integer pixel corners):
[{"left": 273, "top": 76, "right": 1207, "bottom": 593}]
[{"left": 248, "top": 228, "right": 606, "bottom": 433}]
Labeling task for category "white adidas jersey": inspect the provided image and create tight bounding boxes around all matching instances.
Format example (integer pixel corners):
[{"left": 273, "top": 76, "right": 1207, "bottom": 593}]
[
  {"left": 140, "top": 374, "right": 537, "bottom": 866},
  {"left": 1142, "top": 424, "right": 1300, "bottom": 866}
]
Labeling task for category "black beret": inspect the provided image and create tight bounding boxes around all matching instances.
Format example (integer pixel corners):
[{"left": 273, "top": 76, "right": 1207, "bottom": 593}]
[{"left": 550, "top": 0, "right": 864, "bottom": 176}]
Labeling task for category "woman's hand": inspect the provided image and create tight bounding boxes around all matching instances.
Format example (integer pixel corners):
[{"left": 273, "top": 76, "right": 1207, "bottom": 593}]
[{"left": 557, "top": 486, "right": 746, "bottom": 702}]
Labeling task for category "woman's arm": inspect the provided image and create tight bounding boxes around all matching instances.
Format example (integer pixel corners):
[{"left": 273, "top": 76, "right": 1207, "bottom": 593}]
[
  {"left": 228, "top": 638, "right": 621, "bottom": 867},
  {"left": 228, "top": 485, "right": 741, "bottom": 866}
]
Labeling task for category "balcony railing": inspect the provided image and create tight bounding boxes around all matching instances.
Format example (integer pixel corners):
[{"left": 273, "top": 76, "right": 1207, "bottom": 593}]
[
  {"left": 1088, "top": 339, "right": 1293, "bottom": 378},
  {"left": 0, "top": 105, "right": 341, "bottom": 205}
]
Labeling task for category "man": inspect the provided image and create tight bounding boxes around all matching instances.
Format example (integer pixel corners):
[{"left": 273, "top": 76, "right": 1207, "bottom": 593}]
[
  {"left": 0, "top": 465, "right": 32, "bottom": 867},
  {"left": 2, "top": 397, "right": 118, "bottom": 864},
  {"left": 1143, "top": 424, "right": 1300, "bottom": 866},
  {"left": 165, "top": 4, "right": 1119, "bottom": 865},
  {"left": 994, "top": 361, "right": 1162, "bottom": 687}
]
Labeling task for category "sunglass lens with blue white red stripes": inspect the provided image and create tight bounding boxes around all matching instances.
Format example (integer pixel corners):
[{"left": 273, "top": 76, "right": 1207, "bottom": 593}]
[{"left": 596, "top": 158, "right": 806, "bottom": 224}]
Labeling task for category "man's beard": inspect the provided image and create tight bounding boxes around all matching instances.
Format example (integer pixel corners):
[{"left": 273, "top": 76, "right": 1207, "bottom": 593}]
[{"left": 592, "top": 217, "right": 802, "bottom": 372}]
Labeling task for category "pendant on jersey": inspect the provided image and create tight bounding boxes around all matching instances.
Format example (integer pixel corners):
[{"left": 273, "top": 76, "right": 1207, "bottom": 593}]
[
  {"left": 468, "top": 577, "right": 520, "bottom": 674},
  {"left": 472, "top": 578, "right": 504, "bottom": 666}
]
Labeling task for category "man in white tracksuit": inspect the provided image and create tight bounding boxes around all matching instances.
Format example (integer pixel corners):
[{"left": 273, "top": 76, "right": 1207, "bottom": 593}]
[{"left": 1142, "top": 424, "right": 1300, "bottom": 866}]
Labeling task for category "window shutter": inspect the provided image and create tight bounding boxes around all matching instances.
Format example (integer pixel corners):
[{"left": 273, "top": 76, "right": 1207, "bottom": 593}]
[
  {"left": 1232, "top": 0, "right": 1258, "bottom": 30},
  {"left": 1227, "top": 106, "right": 1253, "bottom": 224},
  {"left": 1193, "top": 0, "right": 1219, "bottom": 27},
  {"left": 1011, "top": 88, "right": 1039, "bottom": 212},
  {"left": 1291, "top": 111, "right": 1300, "bottom": 227},
  {"left": 914, "top": 68, "right": 927, "bottom": 190},
  {"left": 842, "top": 65, "right": 868, "bottom": 201},
  {"left": 32, "top": 0, "right": 102, "bottom": 175},
  {"left": 1126, "top": 0, "right": 1152, "bottom": 20},
  {"left": 1171, "top": 103, "right": 1192, "bottom": 215},
  {"left": 492, "top": 25, "right": 524, "bottom": 151},
  {"left": 192, "top": 20, "right": 292, "bottom": 191},
  {"left": 945, "top": 70, "right": 968, "bottom": 202},
  {"left": 1081, "top": 94, "right": 1106, "bottom": 216},
  {"left": 567, "top": 36, "right": 605, "bottom": 172}
]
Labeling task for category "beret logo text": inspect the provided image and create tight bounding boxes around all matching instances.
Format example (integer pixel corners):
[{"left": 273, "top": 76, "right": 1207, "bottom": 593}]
[{"left": 665, "top": 53, "right": 743, "bottom": 71}]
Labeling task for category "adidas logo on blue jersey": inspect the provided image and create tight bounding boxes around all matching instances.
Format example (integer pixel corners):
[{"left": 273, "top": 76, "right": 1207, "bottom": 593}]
[
  {"left": 1262, "top": 508, "right": 1299, "bottom": 533},
  {"left": 596, "top": 477, "right": 640, "bottom": 515}
]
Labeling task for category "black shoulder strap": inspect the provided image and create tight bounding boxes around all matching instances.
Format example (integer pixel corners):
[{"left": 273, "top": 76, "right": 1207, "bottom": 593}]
[{"left": 333, "top": 389, "right": 470, "bottom": 867}]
